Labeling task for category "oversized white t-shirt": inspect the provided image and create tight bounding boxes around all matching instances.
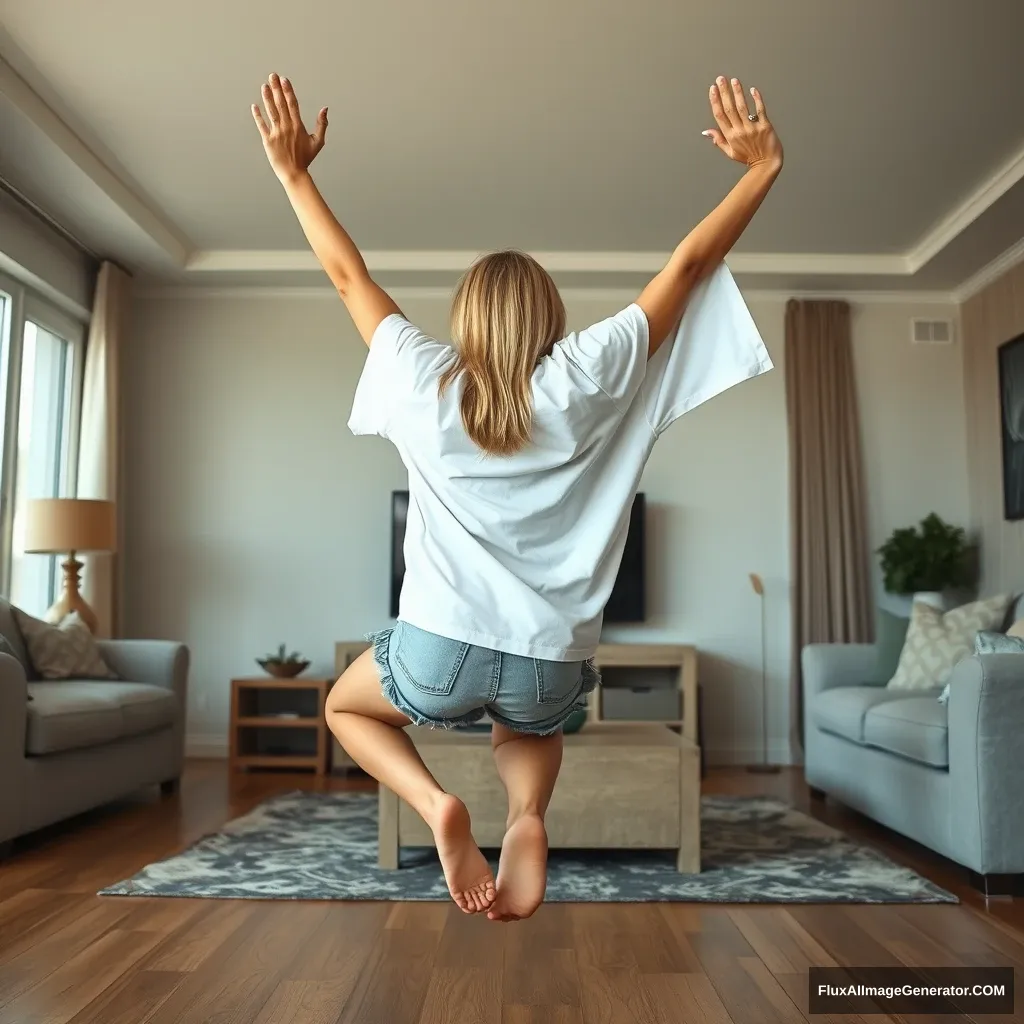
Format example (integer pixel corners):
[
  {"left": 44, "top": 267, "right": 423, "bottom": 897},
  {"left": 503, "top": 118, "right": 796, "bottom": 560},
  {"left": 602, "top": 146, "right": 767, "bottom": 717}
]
[{"left": 349, "top": 262, "right": 772, "bottom": 661}]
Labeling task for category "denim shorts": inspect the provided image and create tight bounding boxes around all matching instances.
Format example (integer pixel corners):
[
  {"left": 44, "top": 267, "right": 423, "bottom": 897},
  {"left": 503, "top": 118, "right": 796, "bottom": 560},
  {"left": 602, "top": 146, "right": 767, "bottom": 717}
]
[{"left": 369, "top": 621, "right": 600, "bottom": 736}]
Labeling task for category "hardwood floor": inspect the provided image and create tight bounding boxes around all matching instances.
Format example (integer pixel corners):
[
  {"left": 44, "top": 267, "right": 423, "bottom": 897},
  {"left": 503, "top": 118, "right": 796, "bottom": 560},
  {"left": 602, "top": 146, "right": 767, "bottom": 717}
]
[{"left": 0, "top": 761, "right": 1021, "bottom": 1023}]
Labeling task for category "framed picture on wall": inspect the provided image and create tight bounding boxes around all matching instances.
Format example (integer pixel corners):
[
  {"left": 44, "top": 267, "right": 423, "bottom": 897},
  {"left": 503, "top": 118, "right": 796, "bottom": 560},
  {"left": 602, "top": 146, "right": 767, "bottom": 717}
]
[{"left": 998, "top": 331, "right": 1024, "bottom": 521}]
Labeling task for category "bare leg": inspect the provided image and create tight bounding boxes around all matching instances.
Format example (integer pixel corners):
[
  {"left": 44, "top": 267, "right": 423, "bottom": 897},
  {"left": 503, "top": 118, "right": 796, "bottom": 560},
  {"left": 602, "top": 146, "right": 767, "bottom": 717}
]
[
  {"left": 487, "top": 723, "right": 563, "bottom": 922},
  {"left": 326, "top": 649, "right": 495, "bottom": 913}
]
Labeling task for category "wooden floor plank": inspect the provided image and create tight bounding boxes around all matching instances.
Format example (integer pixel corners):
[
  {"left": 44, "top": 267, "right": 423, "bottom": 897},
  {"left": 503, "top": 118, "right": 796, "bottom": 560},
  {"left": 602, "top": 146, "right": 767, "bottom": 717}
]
[{"left": 0, "top": 763, "right": 1021, "bottom": 1024}]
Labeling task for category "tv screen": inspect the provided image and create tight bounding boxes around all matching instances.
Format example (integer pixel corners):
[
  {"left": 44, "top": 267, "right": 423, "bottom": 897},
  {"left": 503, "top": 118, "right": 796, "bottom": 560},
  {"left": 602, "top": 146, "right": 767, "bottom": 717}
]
[{"left": 390, "top": 491, "right": 646, "bottom": 623}]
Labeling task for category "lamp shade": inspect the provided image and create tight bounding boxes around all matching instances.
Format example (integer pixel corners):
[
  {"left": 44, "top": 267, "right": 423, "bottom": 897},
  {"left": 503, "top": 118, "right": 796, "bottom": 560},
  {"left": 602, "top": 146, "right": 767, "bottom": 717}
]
[{"left": 24, "top": 499, "right": 116, "bottom": 554}]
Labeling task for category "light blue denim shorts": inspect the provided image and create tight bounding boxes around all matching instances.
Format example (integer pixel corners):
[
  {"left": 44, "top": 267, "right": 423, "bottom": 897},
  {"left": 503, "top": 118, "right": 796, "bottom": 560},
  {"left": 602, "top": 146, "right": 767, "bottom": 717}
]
[{"left": 369, "top": 620, "right": 600, "bottom": 736}]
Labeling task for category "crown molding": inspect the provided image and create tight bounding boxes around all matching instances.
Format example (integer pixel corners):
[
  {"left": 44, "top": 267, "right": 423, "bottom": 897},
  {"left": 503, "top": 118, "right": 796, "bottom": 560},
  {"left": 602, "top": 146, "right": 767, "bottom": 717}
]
[
  {"left": 184, "top": 248, "right": 913, "bottom": 277},
  {"left": 136, "top": 282, "right": 957, "bottom": 305},
  {"left": 908, "top": 140, "right": 1024, "bottom": 273},
  {"left": 0, "top": 55, "right": 191, "bottom": 266},
  {"left": 952, "top": 235, "right": 1024, "bottom": 304}
]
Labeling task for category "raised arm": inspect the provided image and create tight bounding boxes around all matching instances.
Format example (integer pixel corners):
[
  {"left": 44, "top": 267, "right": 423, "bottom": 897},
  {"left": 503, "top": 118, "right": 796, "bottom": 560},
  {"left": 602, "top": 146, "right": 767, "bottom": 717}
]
[
  {"left": 637, "top": 77, "right": 783, "bottom": 358},
  {"left": 252, "top": 74, "right": 401, "bottom": 346}
]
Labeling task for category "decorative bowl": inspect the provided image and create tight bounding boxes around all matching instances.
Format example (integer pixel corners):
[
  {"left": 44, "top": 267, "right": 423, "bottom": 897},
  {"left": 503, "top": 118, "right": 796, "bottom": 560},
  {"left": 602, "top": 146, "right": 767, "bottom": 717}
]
[{"left": 257, "top": 659, "right": 309, "bottom": 679}]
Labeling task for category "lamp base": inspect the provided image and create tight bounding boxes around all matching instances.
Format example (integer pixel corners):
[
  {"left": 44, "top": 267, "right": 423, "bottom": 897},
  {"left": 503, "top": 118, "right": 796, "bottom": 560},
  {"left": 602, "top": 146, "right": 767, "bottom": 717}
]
[
  {"left": 746, "top": 764, "right": 782, "bottom": 774},
  {"left": 45, "top": 555, "right": 98, "bottom": 634}
]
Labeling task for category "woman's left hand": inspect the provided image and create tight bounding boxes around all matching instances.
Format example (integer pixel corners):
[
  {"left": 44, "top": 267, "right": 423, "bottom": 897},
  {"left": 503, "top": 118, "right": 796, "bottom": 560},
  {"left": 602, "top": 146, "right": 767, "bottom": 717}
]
[{"left": 252, "top": 74, "right": 328, "bottom": 185}]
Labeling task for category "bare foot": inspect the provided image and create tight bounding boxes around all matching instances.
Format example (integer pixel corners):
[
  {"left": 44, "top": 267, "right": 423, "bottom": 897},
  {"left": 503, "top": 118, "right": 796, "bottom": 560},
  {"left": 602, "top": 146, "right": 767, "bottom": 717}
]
[
  {"left": 431, "top": 794, "right": 495, "bottom": 914},
  {"left": 487, "top": 813, "right": 548, "bottom": 922}
]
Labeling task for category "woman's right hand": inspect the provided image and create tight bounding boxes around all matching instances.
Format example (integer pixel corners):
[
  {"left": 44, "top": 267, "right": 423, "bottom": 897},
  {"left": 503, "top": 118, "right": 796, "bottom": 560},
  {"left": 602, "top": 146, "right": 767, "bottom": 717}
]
[{"left": 703, "top": 77, "right": 783, "bottom": 172}]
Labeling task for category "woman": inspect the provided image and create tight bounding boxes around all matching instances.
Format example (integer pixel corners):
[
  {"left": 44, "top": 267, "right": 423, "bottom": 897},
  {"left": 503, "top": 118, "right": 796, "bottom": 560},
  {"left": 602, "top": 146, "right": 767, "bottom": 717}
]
[{"left": 252, "top": 73, "right": 781, "bottom": 920}]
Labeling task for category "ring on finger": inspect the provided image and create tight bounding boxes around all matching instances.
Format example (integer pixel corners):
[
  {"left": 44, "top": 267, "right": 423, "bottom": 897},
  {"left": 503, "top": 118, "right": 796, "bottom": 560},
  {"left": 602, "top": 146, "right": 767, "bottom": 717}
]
[{"left": 748, "top": 114, "right": 759, "bottom": 122}]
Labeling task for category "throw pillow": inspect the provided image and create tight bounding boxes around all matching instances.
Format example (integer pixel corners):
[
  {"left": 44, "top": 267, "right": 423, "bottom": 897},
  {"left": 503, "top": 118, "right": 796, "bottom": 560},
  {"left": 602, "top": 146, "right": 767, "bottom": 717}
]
[
  {"left": 887, "top": 594, "right": 1011, "bottom": 692},
  {"left": 12, "top": 608, "right": 118, "bottom": 681},
  {"left": 875, "top": 609, "right": 910, "bottom": 682},
  {"left": 939, "top": 629, "right": 1024, "bottom": 704}
]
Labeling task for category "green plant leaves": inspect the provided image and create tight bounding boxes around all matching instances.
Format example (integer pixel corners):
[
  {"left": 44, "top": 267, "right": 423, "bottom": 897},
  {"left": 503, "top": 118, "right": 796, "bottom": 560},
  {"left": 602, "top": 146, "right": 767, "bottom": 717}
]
[{"left": 877, "top": 513, "right": 972, "bottom": 595}]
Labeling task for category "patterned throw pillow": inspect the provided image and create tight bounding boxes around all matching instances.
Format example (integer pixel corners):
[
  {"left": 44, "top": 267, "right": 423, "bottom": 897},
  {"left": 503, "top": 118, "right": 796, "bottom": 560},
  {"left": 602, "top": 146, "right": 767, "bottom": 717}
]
[
  {"left": 887, "top": 594, "right": 1011, "bottom": 692},
  {"left": 938, "top": 629, "right": 1024, "bottom": 704},
  {"left": 12, "top": 608, "right": 118, "bottom": 680}
]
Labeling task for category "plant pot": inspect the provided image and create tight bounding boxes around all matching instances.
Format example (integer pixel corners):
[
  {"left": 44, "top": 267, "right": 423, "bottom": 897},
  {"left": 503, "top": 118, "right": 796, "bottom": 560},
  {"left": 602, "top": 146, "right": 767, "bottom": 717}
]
[{"left": 258, "top": 659, "right": 310, "bottom": 678}]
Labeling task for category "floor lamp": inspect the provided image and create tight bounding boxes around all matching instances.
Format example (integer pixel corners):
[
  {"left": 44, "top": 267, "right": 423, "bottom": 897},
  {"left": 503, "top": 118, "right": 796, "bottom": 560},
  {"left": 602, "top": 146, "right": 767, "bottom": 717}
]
[{"left": 747, "top": 573, "right": 779, "bottom": 773}]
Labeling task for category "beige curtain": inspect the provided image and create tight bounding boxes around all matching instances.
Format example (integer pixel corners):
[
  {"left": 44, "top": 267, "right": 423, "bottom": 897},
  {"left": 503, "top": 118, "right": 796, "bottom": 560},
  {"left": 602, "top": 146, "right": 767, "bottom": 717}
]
[
  {"left": 786, "top": 299, "right": 872, "bottom": 754},
  {"left": 77, "top": 262, "right": 129, "bottom": 638}
]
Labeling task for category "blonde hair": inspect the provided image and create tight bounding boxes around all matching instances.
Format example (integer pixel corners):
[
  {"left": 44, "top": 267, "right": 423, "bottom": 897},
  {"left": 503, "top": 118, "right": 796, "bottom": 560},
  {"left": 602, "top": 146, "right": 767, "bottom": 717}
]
[{"left": 440, "top": 250, "right": 565, "bottom": 456}]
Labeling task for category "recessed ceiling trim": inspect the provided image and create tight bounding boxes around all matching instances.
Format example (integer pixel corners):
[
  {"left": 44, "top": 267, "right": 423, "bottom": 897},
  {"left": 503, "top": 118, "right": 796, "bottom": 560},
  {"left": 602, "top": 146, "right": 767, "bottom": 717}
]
[
  {"left": 135, "top": 283, "right": 956, "bottom": 304},
  {"left": 185, "top": 249, "right": 912, "bottom": 277},
  {"left": 0, "top": 55, "right": 192, "bottom": 267},
  {"left": 952, "top": 235, "right": 1024, "bottom": 303}
]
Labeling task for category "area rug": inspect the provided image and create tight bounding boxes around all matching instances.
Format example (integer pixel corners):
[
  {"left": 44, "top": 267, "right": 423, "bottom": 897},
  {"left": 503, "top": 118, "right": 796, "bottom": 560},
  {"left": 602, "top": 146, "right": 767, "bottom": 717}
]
[{"left": 98, "top": 792, "right": 957, "bottom": 903}]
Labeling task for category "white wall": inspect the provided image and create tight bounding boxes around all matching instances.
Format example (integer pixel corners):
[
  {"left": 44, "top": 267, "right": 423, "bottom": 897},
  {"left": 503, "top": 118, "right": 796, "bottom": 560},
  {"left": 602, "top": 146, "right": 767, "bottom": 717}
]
[{"left": 124, "top": 288, "right": 967, "bottom": 763}]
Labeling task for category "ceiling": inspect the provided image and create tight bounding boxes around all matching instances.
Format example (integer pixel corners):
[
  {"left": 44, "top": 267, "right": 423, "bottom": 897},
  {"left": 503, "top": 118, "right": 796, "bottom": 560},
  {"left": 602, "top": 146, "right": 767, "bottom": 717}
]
[{"left": 1, "top": 0, "right": 1023, "bottom": 296}]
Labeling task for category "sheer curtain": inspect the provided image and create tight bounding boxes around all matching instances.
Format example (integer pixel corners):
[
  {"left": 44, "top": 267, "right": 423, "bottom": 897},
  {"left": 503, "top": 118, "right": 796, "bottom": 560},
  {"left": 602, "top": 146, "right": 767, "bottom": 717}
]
[
  {"left": 77, "top": 262, "right": 129, "bottom": 638},
  {"left": 786, "top": 299, "right": 872, "bottom": 754}
]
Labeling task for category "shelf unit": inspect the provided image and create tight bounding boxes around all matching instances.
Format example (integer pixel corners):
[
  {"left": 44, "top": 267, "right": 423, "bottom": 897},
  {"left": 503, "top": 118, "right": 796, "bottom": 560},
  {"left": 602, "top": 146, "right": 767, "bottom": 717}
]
[
  {"left": 229, "top": 676, "right": 333, "bottom": 775},
  {"left": 588, "top": 643, "right": 698, "bottom": 743}
]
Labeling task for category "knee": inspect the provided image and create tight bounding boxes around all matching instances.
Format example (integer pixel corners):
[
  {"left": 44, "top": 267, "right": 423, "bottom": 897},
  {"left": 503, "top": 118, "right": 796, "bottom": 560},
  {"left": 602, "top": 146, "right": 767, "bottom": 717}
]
[{"left": 325, "top": 674, "right": 350, "bottom": 716}]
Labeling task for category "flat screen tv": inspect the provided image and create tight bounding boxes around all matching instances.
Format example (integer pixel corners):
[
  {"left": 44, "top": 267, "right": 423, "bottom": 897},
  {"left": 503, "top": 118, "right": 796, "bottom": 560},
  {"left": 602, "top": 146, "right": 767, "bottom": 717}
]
[{"left": 390, "top": 490, "right": 646, "bottom": 622}]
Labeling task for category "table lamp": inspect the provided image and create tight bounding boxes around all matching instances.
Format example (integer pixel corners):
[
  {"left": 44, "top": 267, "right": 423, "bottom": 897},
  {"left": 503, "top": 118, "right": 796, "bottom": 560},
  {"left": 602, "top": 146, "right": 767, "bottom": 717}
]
[{"left": 23, "top": 498, "right": 116, "bottom": 633}]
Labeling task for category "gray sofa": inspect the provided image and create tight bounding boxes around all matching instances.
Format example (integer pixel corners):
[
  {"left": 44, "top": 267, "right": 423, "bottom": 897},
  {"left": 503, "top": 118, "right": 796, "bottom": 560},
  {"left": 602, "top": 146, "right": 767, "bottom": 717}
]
[
  {"left": 0, "top": 599, "right": 188, "bottom": 849},
  {"left": 802, "top": 599, "right": 1024, "bottom": 895}
]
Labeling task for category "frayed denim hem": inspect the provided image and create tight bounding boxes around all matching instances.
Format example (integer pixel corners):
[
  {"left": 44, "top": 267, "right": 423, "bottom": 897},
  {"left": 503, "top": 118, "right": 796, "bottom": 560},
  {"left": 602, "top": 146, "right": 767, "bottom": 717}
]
[{"left": 365, "top": 629, "right": 486, "bottom": 731}]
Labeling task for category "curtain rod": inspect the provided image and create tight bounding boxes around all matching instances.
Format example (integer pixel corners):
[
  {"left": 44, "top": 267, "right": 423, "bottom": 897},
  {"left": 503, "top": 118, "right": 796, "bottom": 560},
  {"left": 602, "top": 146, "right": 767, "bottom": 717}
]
[{"left": 0, "top": 175, "right": 131, "bottom": 276}]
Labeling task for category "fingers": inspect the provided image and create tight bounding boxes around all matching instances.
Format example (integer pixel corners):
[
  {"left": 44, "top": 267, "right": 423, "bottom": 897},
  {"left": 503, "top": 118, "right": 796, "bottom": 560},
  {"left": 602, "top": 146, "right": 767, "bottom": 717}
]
[
  {"left": 251, "top": 104, "right": 270, "bottom": 141},
  {"left": 709, "top": 82, "right": 733, "bottom": 137},
  {"left": 261, "top": 82, "right": 280, "bottom": 126},
  {"left": 281, "top": 76, "right": 302, "bottom": 123},
  {"left": 702, "top": 128, "right": 726, "bottom": 148},
  {"left": 730, "top": 78, "right": 751, "bottom": 121},
  {"left": 311, "top": 107, "right": 328, "bottom": 149},
  {"left": 715, "top": 75, "right": 743, "bottom": 130},
  {"left": 751, "top": 86, "right": 769, "bottom": 123},
  {"left": 269, "top": 74, "right": 289, "bottom": 127}
]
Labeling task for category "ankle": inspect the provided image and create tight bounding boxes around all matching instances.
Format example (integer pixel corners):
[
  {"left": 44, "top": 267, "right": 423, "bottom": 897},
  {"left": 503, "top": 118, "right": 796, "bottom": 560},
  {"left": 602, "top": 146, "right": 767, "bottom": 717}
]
[{"left": 506, "top": 805, "right": 543, "bottom": 829}]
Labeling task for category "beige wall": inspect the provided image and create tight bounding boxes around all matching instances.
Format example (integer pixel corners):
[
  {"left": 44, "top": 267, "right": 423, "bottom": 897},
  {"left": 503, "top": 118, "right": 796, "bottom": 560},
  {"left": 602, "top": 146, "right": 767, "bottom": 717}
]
[
  {"left": 125, "top": 288, "right": 967, "bottom": 763},
  {"left": 962, "top": 262, "right": 1024, "bottom": 594}
]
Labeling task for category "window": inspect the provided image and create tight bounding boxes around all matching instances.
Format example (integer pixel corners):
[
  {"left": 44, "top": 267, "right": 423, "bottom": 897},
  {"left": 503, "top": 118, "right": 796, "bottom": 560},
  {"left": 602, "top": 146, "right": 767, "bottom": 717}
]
[{"left": 0, "top": 274, "right": 85, "bottom": 615}]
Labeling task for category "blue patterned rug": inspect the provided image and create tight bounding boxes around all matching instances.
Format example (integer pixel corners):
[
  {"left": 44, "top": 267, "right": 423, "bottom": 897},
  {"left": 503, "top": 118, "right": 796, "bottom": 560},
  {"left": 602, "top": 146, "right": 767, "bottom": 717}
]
[{"left": 99, "top": 791, "right": 957, "bottom": 903}]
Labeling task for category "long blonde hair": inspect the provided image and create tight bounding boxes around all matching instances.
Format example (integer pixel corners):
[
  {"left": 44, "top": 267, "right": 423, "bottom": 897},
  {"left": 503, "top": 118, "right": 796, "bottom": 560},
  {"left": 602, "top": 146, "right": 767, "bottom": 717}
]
[{"left": 440, "top": 250, "right": 566, "bottom": 456}]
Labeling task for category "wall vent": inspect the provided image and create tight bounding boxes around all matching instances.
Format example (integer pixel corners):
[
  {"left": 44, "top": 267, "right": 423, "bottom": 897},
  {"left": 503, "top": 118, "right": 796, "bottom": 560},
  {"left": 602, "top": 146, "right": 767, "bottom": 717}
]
[{"left": 910, "top": 318, "right": 954, "bottom": 345}]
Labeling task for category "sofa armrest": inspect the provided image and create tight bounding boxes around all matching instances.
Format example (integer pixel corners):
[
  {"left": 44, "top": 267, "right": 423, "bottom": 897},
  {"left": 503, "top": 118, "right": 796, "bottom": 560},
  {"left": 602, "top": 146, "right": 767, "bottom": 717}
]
[
  {"left": 96, "top": 640, "right": 189, "bottom": 704},
  {"left": 949, "top": 654, "right": 1024, "bottom": 874},
  {"left": 802, "top": 643, "right": 881, "bottom": 701},
  {"left": 0, "top": 653, "right": 28, "bottom": 840}
]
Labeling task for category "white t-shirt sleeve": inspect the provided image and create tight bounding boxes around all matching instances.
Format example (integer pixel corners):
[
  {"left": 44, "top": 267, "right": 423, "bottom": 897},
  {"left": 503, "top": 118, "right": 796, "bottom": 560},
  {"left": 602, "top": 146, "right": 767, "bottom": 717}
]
[
  {"left": 348, "top": 314, "right": 450, "bottom": 438},
  {"left": 643, "top": 263, "right": 773, "bottom": 436},
  {"left": 559, "top": 303, "right": 649, "bottom": 410}
]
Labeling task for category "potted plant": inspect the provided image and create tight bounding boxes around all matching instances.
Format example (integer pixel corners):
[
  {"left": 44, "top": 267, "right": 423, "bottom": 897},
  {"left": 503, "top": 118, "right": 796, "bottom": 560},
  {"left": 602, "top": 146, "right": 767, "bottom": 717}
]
[
  {"left": 877, "top": 513, "right": 974, "bottom": 611},
  {"left": 257, "top": 644, "right": 310, "bottom": 678}
]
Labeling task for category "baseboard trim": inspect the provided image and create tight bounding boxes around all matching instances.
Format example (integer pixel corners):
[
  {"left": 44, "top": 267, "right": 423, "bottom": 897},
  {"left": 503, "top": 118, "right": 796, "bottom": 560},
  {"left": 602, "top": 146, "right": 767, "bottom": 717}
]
[
  {"left": 186, "top": 733, "right": 795, "bottom": 765},
  {"left": 186, "top": 734, "right": 228, "bottom": 759}
]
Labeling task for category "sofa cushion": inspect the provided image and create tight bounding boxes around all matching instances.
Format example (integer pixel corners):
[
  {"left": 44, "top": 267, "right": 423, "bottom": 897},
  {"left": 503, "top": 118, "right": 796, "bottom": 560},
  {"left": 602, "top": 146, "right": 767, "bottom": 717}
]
[
  {"left": 0, "top": 600, "right": 36, "bottom": 679},
  {"left": 863, "top": 697, "right": 949, "bottom": 768},
  {"left": 25, "top": 681, "right": 175, "bottom": 755},
  {"left": 812, "top": 686, "right": 910, "bottom": 744}
]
